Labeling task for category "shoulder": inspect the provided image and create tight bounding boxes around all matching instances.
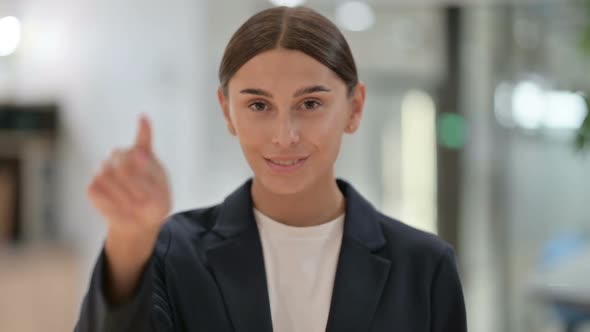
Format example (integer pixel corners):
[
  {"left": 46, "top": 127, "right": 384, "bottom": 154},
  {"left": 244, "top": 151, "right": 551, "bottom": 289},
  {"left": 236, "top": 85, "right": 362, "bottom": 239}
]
[
  {"left": 375, "top": 211, "right": 456, "bottom": 269},
  {"left": 152, "top": 204, "right": 223, "bottom": 256},
  {"left": 165, "top": 204, "right": 222, "bottom": 235},
  {"left": 337, "top": 177, "right": 454, "bottom": 264}
]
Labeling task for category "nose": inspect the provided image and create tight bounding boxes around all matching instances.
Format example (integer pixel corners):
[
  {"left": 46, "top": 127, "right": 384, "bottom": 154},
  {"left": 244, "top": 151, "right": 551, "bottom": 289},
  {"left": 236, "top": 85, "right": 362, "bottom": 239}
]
[{"left": 271, "top": 113, "right": 300, "bottom": 148}]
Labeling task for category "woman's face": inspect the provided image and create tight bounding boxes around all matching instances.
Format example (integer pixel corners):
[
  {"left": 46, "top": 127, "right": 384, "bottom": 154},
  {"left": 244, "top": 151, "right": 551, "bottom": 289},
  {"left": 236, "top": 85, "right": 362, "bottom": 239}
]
[{"left": 217, "top": 48, "right": 365, "bottom": 195}]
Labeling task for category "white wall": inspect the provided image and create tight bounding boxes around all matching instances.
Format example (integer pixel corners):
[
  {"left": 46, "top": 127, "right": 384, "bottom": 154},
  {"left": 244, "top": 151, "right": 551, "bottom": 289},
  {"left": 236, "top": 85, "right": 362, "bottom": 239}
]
[{"left": 7, "top": 0, "right": 221, "bottom": 286}]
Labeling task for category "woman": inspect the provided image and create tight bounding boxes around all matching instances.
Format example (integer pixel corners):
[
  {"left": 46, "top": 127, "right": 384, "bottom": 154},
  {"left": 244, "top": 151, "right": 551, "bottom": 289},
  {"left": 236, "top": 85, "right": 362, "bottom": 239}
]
[{"left": 75, "top": 6, "right": 467, "bottom": 332}]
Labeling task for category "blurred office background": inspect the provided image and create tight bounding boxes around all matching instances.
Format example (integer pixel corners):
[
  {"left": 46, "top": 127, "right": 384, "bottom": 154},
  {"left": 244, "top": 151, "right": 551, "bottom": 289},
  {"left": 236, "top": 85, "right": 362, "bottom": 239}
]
[{"left": 1, "top": 0, "right": 590, "bottom": 331}]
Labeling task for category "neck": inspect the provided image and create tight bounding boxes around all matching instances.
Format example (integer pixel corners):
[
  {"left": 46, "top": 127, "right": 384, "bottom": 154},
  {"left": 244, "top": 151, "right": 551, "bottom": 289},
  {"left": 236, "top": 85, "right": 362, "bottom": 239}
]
[{"left": 251, "top": 175, "right": 345, "bottom": 227}]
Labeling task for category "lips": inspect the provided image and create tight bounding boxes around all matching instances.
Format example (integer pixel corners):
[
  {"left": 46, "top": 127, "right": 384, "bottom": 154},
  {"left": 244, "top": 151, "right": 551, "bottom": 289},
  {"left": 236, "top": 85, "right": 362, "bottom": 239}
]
[
  {"left": 268, "top": 159, "right": 303, "bottom": 166},
  {"left": 264, "top": 156, "right": 309, "bottom": 173}
]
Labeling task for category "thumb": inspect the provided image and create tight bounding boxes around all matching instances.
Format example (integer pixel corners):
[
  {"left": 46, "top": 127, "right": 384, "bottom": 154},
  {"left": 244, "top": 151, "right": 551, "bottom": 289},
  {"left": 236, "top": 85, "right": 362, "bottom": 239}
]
[{"left": 134, "top": 114, "right": 152, "bottom": 153}]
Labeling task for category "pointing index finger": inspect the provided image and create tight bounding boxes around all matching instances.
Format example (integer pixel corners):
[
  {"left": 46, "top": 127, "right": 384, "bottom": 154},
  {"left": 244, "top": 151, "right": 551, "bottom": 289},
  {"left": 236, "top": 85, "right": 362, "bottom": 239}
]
[{"left": 134, "top": 114, "right": 152, "bottom": 153}]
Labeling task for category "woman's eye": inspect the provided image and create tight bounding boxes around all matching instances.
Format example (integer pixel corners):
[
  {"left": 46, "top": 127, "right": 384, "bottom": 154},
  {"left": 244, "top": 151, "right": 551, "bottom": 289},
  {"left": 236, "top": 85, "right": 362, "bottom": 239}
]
[
  {"left": 300, "top": 100, "right": 321, "bottom": 111},
  {"left": 249, "top": 102, "right": 268, "bottom": 112}
]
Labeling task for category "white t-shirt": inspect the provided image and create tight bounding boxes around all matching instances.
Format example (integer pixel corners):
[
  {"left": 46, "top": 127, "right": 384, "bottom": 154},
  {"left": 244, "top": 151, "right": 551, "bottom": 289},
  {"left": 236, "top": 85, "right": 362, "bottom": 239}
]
[{"left": 253, "top": 208, "right": 345, "bottom": 332}]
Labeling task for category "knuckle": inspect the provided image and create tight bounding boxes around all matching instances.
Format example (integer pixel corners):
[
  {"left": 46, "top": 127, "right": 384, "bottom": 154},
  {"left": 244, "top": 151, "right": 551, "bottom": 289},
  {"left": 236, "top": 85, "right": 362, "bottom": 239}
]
[{"left": 103, "top": 165, "right": 114, "bottom": 178}]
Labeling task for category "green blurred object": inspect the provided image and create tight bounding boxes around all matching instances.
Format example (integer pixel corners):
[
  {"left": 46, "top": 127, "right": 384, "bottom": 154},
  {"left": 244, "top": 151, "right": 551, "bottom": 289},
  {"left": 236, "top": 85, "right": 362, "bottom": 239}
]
[
  {"left": 438, "top": 113, "right": 467, "bottom": 150},
  {"left": 578, "top": 1, "right": 590, "bottom": 151},
  {"left": 575, "top": 95, "right": 590, "bottom": 151},
  {"left": 0, "top": 105, "right": 57, "bottom": 131},
  {"left": 582, "top": 0, "right": 590, "bottom": 55}
]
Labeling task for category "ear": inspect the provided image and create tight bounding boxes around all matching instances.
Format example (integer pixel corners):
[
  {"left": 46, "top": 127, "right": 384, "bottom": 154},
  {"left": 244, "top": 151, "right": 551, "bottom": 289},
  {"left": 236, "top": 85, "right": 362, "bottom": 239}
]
[
  {"left": 217, "top": 86, "right": 236, "bottom": 136},
  {"left": 345, "top": 81, "right": 366, "bottom": 134}
]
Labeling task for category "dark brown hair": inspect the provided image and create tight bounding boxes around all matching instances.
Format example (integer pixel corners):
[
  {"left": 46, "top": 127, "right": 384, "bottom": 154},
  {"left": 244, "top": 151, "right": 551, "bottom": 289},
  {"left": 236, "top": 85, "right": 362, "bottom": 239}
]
[{"left": 218, "top": 6, "right": 358, "bottom": 97}]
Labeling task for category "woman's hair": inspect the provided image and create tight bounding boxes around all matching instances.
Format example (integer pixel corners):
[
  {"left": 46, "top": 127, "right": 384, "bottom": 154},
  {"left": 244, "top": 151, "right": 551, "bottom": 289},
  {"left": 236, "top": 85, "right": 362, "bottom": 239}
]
[{"left": 218, "top": 6, "right": 358, "bottom": 98}]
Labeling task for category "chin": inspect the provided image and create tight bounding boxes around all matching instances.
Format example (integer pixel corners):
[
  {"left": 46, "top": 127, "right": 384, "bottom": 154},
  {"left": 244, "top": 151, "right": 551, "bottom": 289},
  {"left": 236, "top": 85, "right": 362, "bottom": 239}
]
[{"left": 257, "top": 174, "right": 310, "bottom": 196}]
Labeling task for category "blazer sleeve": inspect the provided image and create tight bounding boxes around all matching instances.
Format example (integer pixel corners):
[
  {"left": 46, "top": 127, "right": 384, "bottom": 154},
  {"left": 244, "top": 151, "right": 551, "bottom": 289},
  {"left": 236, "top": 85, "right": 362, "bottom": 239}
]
[
  {"left": 73, "top": 227, "right": 174, "bottom": 332},
  {"left": 430, "top": 246, "right": 468, "bottom": 332}
]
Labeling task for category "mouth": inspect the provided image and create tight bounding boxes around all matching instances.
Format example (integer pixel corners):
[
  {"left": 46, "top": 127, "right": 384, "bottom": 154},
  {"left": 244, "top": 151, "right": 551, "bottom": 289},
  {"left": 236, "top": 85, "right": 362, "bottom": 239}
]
[{"left": 264, "top": 156, "right": 309, "bottom": 173}]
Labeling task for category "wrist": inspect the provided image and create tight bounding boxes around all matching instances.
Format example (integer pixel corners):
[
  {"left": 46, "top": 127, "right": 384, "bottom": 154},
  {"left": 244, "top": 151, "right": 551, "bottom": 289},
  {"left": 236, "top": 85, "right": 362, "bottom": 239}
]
[{"left": 105, "top": 227, "right": 158, "bottom": 265}]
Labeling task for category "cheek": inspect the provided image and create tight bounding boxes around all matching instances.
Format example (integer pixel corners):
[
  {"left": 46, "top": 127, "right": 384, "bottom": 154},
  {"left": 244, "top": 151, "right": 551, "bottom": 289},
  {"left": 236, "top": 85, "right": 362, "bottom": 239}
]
[
  {"left": 308, "top": 120, "right": 341, "bottom": 142},
  {"left": 230, "top": 108, "right": 266, "bottom": 141},
  {"left": 304, "top": 113, "right": 345, "bottom": 157},
  {"left": 231, "top": 112, "right": 268, "bottom": 163},
  {"left": 311, "top": 106, "right": 347, "bottom": 137},
  {"left": 237, "top": 129, "right": 265, "bottom": 158}
]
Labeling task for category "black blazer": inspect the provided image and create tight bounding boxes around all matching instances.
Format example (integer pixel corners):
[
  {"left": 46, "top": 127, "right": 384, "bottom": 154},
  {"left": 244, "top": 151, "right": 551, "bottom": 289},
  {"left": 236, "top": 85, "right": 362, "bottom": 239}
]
[{"left": 74, "top": 178, "right": 467, "bottom": 332}]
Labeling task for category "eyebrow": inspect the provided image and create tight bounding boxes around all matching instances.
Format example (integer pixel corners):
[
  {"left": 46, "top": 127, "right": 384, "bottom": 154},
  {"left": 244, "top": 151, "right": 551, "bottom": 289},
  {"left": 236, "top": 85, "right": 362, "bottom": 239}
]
[{"left": 239, "top": 85, "right": 332, "bottom": 99}]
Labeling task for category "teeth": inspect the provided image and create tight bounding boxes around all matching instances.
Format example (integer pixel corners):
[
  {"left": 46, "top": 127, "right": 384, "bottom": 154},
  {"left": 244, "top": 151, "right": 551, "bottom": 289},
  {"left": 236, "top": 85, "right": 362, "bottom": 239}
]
[{"left": 270, "top": 159, "right": 300, "bottom": 166}]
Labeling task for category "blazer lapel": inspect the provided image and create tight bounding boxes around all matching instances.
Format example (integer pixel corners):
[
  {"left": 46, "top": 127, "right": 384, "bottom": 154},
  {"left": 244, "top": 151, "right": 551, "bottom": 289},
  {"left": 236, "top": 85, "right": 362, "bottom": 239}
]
[
  {"left": 325, "top": 179, "right": 392, "bottom": 332},
  {"left": 205, "top": 179, "right": 273, "bottom": 332},
  {"left": 203, "top": 178, "right": 391, "bottom": 332}
]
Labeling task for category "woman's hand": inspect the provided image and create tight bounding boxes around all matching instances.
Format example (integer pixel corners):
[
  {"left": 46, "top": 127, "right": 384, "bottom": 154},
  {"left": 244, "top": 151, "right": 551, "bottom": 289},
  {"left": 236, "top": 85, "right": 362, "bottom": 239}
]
[
  {"left": 87, "top": 114, "right": 172, "bottom": 304},
  {"left": 88, "top": 114, "right": 171, "bottom": 238}
]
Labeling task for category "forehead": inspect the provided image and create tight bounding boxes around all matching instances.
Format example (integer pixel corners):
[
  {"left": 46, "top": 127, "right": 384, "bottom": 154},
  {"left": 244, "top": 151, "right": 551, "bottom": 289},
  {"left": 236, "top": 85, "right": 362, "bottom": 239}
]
[{"left": 228, "top": 48, "right": 344, "bottom": 94}]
